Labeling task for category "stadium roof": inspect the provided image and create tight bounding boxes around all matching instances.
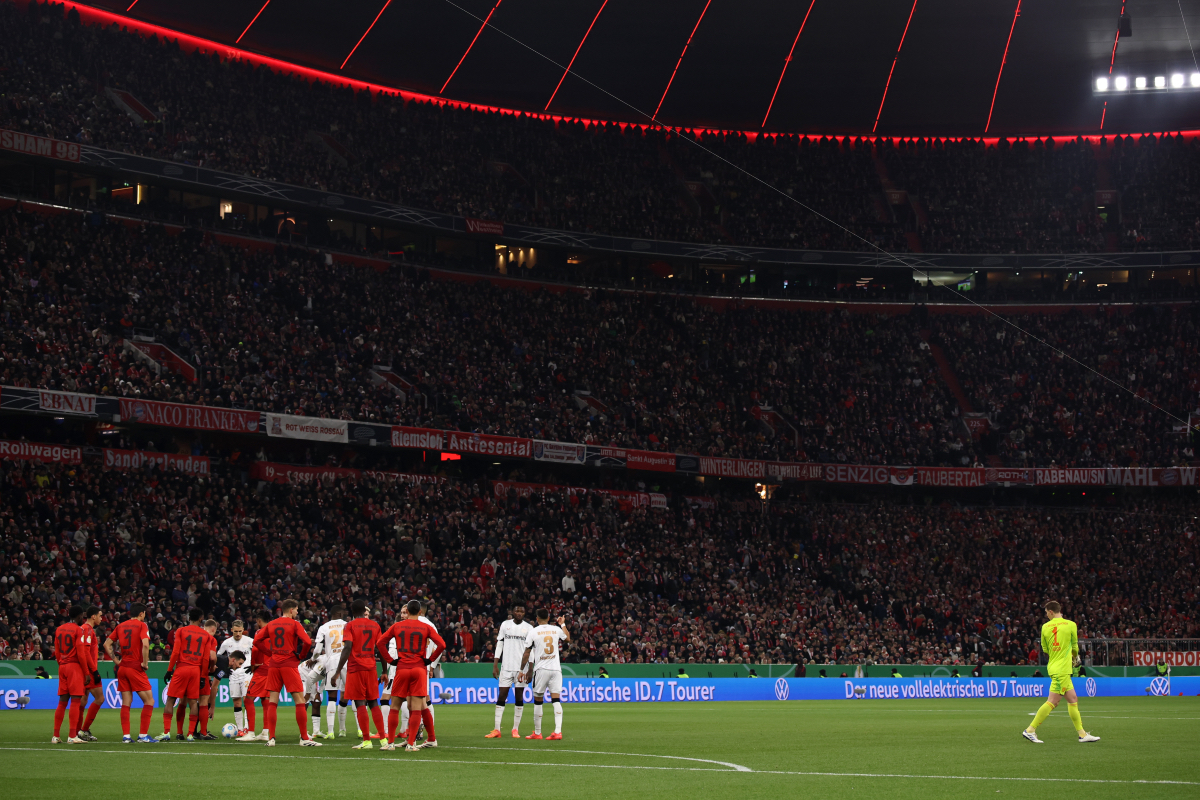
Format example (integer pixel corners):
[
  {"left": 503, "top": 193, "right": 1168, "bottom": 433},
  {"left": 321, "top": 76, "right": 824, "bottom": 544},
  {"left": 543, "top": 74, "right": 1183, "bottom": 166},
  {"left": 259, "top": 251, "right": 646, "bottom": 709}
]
[{"left": 87, "top": 0, "right": 1200, "bottom": 136}]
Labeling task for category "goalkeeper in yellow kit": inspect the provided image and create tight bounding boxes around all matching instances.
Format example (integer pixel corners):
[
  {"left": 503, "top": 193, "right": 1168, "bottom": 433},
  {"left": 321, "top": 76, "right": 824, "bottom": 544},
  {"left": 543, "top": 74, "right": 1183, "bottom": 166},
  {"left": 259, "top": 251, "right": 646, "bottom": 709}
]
[{"left": 1022, "top": 601, "right": 1100, "bottom": 744}]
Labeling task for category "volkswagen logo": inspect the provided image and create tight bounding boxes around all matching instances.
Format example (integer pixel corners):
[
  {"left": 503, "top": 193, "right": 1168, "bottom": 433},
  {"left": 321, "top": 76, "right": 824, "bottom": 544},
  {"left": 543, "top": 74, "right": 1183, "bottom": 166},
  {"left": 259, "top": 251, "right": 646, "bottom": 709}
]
[
  {"left": 1149, "top": 677, "right": 1171, "bottom": 696},
  {"left": 774, "top": 678, "right": 790, "bottom": 701},
  {"left": 1085, "top": 677, "right": 1097, "bottom": 698},
  {"left": 103, "top": 679, "right": 122, "bottom": 709}
]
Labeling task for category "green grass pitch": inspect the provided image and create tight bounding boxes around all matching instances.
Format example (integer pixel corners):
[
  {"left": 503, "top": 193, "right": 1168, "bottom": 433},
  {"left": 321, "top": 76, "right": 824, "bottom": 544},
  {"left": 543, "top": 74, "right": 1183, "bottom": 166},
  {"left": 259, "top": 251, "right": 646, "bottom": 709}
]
[{"left": 1, "top": 698, "right": 1197, "bottom": 799}]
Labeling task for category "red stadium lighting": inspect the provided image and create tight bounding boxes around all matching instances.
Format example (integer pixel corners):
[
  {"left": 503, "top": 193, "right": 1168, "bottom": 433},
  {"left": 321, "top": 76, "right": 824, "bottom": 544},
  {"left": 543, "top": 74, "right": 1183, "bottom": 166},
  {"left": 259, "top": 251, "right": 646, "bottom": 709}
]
[
  {"left": 653, "top": 0, "right": 713, "bottom": 121},
  {"left": 761, "top": 0, "right": 818, "bottom": 128},
  {"left": 341, "top": 0, "right": 394, "bottom": 70},
  {"left": 440, "top": 453, "right": 461, "bottom": 461},
  {"left": 236, "top": 0, "right": 272, "bottom": 45},
  {"left": 545, "top": 0, "right": 610, "bottom": 111},
  {"left": 984, "top": 0, "right": 1021, "bottom": 134},
  {"left": 441, "top": 0, "right": 506, "bottom": 95},
  {"left": 872, "top": 0, "right": 921, "bottom": 133}
]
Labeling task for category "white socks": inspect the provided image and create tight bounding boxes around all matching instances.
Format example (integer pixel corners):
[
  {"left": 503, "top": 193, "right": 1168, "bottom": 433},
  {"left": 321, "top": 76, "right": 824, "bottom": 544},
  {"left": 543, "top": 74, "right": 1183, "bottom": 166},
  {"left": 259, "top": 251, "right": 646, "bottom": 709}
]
[
  {"left": 311, "top": 704, "right": 321, "bottom": 735},
  {"left": 553, "top": 701, "right": 562, "bottom": 734},
  {"left": 326, "top": 701, "right": 337, "bottom": 734},
  {"left": 336, "top": 704, "right": 347, "bottom": 733},
  {"left": 494, "top": 704, "right": 504, "bottom": 730},
  {"left": 234, "top": 709, "right": 244, "bottom": 729},
  {"left": 513, "top": 705, "right": 523, "bottom": 730},
  {"left": 401, "top": 704, "right": 410, "bottom": 735},
  {"left": 533, "top": 704, "right": 543, "bottom": 735}
]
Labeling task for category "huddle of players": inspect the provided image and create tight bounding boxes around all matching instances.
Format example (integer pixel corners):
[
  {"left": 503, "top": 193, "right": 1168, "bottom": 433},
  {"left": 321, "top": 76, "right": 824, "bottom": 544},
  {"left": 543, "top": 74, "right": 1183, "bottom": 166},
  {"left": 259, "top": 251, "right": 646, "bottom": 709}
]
[
  {"left": 53, "top": 598, "right": 570, "bottom": 747},
  {"left": 62, "top": 597, "right": 445, "bottom": 750}
]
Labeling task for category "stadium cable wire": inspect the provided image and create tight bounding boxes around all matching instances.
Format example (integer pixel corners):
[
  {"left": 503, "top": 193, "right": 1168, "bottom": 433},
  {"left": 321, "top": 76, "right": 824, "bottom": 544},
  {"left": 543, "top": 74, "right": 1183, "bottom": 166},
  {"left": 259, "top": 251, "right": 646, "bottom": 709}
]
[
  {"left": 435, "top": 0, "right": 1199, "bottom": 437},
  {"left": 1178, "top": 0, "right": 1200, "bottom": 73}
]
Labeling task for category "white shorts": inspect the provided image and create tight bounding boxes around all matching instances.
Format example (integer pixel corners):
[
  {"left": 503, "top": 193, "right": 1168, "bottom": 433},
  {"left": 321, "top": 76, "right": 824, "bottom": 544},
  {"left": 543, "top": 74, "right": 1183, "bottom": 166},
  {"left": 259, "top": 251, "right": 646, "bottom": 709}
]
[
  {"left": 300, "top": 669, "right": 322, "bottom": 698},
  {"left": 228, "top": 670, "right": 249, "bottom": 699},
  {"left": 498, "top": 669, "right": 528, "bottom": 689},
  {"left": 532, "top": 669, "right": 562, "bottom": 697},
  {"left": 321, "top": 655, "right": 345, "bottom": 692}
]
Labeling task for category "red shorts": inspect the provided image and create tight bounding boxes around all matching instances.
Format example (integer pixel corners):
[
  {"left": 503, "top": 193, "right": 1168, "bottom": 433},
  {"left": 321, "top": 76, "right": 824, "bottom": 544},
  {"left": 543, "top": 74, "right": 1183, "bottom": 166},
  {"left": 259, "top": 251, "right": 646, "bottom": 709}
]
[
  {"left": 58, "top": 663, "right": 85, "bottom": 697},
  {"left": 168, "top": 665, "right": 201, "bottom": 700},
  {"left": 390, "top": 666, "right": 428, "bottom": 699},
  {"left": 266, "top": 666, "right": 303, "bottom": 694},
  {"left": 342, "top": 670, "right": 379, "bottom": 702},
  {"left": 83, "top": 671, "right": 100, "bottom": 692},
  {"left": 116, "top": 665, "right": 151, "bottom": 693},
  {"left": 247, "top": 670, "right": 270, "bottom": 699},
  {"left": 199, "top": 674, "right": 212, "bottom": 697}
]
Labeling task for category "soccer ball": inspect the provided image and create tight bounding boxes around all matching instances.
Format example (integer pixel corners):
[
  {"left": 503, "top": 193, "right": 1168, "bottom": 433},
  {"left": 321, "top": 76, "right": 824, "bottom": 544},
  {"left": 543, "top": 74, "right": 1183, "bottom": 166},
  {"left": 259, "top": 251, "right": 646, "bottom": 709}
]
[{"left": 221, "top": 723, "right": 238, "bottom": 739}]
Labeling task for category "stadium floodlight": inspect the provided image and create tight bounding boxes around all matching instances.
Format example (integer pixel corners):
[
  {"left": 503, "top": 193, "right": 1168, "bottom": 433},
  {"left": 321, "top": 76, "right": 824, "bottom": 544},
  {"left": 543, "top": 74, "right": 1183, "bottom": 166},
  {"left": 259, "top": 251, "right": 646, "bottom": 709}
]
[
  {"left": 1192, "top": 73, "right": 1200, "bottom": 87},
  {"left": 1096, "top": 77, "right": 1109, "bottom": 92},
  {"left": 1154, "top": 76, "right": 1166, "bottom": 89},
  {"left": 1115, "top": 76, "right": 1129, "bottom": 90},
  {"left": 1171, "top": 73, "right": 1185, "bottom": 88},
  {"left": 1135, "top": 76, "right": 1147, "bottom": 89}
]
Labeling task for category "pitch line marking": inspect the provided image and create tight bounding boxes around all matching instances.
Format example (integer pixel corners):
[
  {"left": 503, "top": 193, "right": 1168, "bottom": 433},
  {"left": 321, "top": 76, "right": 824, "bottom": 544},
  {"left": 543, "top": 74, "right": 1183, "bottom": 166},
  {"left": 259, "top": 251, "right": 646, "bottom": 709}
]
[
  {"left": 456, "top": 745, "right": 751, "bottom": 771},
  {"left": 0, "top": 747, "right": 1196, "bottom": 786}
]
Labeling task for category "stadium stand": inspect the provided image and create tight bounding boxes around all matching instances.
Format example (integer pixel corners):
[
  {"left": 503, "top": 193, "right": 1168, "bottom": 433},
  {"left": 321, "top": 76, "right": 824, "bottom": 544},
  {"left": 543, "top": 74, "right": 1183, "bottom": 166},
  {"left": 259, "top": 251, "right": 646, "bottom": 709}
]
[{"left": 4, "top": 1, "right": 1200, "bottom": 256}]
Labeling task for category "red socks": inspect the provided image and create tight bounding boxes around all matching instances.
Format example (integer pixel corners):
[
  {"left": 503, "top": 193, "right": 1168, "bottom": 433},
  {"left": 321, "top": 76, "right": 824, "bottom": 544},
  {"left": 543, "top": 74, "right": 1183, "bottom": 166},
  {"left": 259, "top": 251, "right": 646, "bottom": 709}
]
[
  {"left": 405, "top": 709, "right": 422, "bottom": 745},
  {"left": 53, "top": 698, "right": 68, "bottom": 738},
  {"left": 70, "top": 700, "right": 82, "bottom": 739},
  {"left": 199, "top": 709, "right": 209, "bottom": 736},
  {"left": 162, "top": 708, "right": 172, "bottom": 735},
  {"left": 421, "top": 709, "right": 436, "bottom": 743},
  {"left": 266, "top": 702, "right": 277, "bottom": 739},
  {"left": 246, "top": 701, "right": 256, "bottom": 732},
  {"left": 370, "top": 706, "right": 386, "bottom": 740},
  {"left": 355, "top": 706, "right": 371, "bottom": 741},
  {"left": 140, "top": 704, "right": 155, "bottom": 736},
  {"left": 294, "top": 703, "right": 309, "bottom": 740},
  {"left": 82, "top": 701, "right": 101, "bottom": 732},
  {"left": 176, "top": 705, "right": 186, "bottom": 736},
  {"left": 387, "top": 708, "right": 400, "bottom": 743},
  {"left": 120, "top": 706, "right": 131, "bottom": 736}
]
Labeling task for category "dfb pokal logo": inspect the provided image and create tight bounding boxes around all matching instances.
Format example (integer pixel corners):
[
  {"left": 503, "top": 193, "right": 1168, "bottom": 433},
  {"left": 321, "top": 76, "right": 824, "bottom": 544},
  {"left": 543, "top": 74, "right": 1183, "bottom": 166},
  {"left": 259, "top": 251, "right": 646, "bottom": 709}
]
[
  {"left": 103, "top": 679, "right": 122, "bottom": 709},
  {"left": 1150, "top": 677, "right": 1171, "bottom": 696},
  {"left": 1085, "top": 677, "right": 1097, "bottom": 697},
  {"left": 774, "top": 678, "right": 790, "bottom": 701}
]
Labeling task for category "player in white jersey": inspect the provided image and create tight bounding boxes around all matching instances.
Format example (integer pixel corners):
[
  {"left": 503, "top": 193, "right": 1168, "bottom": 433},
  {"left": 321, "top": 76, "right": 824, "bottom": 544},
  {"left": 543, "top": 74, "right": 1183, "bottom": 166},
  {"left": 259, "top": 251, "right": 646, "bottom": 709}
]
[
  {"left": 298, "top": 657, "right": 327, "bottom": 738},
  {"left": 311, "top": 604, "right": 351, "bottom": 738},
  {"left": 520, "top": 608, "right": 569, "bottom": 740},
  {"left": 485, "top": 603, "right": 533, "bottom": 738},
  {"left": 399, "top": 599, "right": 441, "bottom": 741},
  {"left": 217, "top": 620, "right": 256, "bottom": 734}
]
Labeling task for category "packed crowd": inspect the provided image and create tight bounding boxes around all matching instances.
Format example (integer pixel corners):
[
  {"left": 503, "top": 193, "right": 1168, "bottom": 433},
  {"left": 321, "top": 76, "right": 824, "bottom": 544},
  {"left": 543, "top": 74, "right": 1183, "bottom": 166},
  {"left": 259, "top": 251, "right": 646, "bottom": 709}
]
[
  {"left": 0, "top": 206, "right": 969, "bottom": 466},
  {"left": 4, "top": 2, "right": 1200, "bottom": 256},
  {"left": 4, "top": 204, "right": 1197, "bottom": 468},
  {"left": 0, "top": 457, "right": 1194, "bottom": 668},
  {"left": 932, "top": 306, "right": 1200, "bottom": 468}
]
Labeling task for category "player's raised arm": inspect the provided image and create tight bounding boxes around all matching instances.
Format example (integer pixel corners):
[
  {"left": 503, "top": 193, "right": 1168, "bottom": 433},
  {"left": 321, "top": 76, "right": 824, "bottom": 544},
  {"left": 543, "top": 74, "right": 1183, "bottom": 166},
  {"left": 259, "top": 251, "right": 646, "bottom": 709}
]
[{"left": 557, "top": 616, "right": 570, "bottom": 643}]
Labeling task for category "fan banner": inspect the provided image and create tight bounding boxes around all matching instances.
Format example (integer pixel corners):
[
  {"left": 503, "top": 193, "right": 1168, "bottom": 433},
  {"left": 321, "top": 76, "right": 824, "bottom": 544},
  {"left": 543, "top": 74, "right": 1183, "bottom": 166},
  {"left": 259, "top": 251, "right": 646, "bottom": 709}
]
[
  {"left": 0, "top": 439, "right": 82, "bottom": 464},
  {"left": 1132, "top": 650, "right": 1200, "bottom": 667},
  {"left": 266, "top": 413, "right": 349, "bottom": 443},
  {"left": 623, "top": 449, "right": 676, "bottom": 473},
  {"left": 119, "top": 398, "right": 261, "bottom": 434},
  {"left": 446, "top": 430, "right": 532, "bottom": 458},
  {"left": 390, "top": 426, "right": 446, "bottom": 450},
  {"left": 532, "top": 440, "right": 588, "bottom": 464},
  {"left": 1035, "top": 467, "right": 1197, "bottom": 487},
  {"left": 102, "top": 448, "right": 210, "bottom": 475},
  {"left": 251, "top": 461, "right": 444, "bottom": 486},
  {"left": 698, "top": 456, "right": 766, "bottom": 479},
  {"left": 37, "top": 389, "right": 97, "bottom": 416}
]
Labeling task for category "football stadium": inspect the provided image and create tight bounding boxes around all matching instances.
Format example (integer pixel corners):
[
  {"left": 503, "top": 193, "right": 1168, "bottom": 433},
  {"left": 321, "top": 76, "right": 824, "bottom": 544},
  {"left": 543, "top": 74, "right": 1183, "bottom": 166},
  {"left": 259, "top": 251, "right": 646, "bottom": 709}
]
[{"left": 0, "top": 0, "right": 1198, "bottom": 797}]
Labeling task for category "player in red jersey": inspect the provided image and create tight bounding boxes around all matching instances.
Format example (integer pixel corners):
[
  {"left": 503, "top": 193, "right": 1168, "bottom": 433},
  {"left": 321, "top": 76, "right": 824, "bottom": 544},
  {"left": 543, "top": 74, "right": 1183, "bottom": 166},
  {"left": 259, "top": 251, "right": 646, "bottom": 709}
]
[
  {"left": 333, "top": 600, "right": 387, "bottom": 750},
  {"left": 264, "top": 599, "right": 321, "bottom": 747},
  {"left": 159, "top": 608, "right": 215, "bottom": 741},
  {"left": 379, "top": 600, "right": 446, "bottom": 752},
  {"left": 53, "top": 605, "right": 98, "bottom": 743},
  {"left": 76, "top": 606, "right": 106, "bottom": 742},
  {"left": 104, "top": 603, "right": 157, "bottom": 743},
  {"left": 237, "top": 610, "right": 273, "bottom": 741},
  {"left": 194, "top": 620, "right": 220, "bottom": 739}
]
